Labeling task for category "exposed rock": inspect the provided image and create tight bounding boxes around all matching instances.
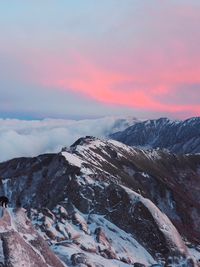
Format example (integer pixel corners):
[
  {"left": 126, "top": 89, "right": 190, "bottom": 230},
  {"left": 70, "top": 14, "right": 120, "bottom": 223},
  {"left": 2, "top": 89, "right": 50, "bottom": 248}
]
[
  {"left": 0, "top": 208, "right": 66, "bottom": 267},
  {"left": 41, "top": 207, "right": 56, "bottom": 220},
  {"left": 95, "top": 227, "right": 110, "bottom": 247},
  {"left": 71, "top": 253, "right": 90, "bottom": 266}
]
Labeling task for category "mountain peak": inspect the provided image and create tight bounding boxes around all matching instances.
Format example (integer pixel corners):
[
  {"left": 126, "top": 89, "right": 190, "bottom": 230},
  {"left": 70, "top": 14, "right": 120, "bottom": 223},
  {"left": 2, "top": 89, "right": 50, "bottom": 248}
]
[{"left": 70, "top": 136, "right": 98, "bottom": 148}]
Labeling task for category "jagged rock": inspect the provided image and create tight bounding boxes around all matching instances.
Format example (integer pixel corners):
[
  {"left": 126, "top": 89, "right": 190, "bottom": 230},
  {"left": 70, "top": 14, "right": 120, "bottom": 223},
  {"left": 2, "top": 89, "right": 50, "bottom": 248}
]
[
  {"left": 71, "top": 252, "right": 105, "bottom": 267},
  {"left": 0, "top": 208, "right": 65, "bottom": 267},
  {"left": 58, "top": 205, "right": 69, "bottom": 220},
  {"left": 71, "top": 253, "right": 88, "bottom": 265},
  {"left": 72, "top": 212, "right": 89, "bottom": 234},
  {"left": 95, "top": 227, "right": 117, "bottom": 260},
  {"left": 41, "top": 207, "right": 55, "bottom": 220},
  {"left": 99, "top": 248, "right": 117, "bottom": 260},
  {"left": 95, "top": 227, "right": 110, "bottom": 247},
  {"left": 45, "top": 229, "right": 57, "bottom": 240}
]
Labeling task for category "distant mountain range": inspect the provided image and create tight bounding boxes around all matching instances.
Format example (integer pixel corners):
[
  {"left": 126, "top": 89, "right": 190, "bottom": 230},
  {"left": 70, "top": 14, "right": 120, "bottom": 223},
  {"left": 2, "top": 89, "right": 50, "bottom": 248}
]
[
  {"left": 110, "top": 117, "right": 200, "bottom": 154},
  {"left": 0, "top": 136, "right": 200, "bottom": 266}
]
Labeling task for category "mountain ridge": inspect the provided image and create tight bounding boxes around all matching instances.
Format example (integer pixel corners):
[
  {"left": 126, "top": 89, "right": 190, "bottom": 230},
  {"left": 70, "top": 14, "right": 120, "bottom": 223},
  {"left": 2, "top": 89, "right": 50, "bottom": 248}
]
[
  {"left": 110, "top": 117, "right": 200, "bottom": 154},
  {"left": 0, "top": 136, "right": 200, "bottom": 266}
]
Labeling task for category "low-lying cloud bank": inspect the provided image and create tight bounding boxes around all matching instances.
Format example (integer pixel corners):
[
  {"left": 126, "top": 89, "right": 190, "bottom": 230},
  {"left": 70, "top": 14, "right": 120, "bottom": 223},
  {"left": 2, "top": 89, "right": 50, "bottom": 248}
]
[{"left": 0, "top": 116, "right": 137, "bottom": 162}]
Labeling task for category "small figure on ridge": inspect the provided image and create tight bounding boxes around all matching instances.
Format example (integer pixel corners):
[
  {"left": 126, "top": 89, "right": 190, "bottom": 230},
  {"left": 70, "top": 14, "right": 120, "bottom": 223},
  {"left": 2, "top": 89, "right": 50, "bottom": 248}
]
[{"left": 0, "top": 196, "right": 9, "bottom": 208}]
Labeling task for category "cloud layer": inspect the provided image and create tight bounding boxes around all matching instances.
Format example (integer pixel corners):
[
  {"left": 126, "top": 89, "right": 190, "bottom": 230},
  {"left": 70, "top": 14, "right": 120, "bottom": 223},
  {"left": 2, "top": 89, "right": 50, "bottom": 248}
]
[{"left": 0, "top": 117, "right": 136, "bottom": 162}]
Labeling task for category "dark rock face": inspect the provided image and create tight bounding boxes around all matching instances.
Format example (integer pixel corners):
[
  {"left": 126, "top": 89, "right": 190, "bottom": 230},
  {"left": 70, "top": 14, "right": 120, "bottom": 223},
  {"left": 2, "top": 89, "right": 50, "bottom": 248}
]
[
  {"left": 0, "top": 136, "right": 199, "bottom": 266},
  {"left": 110, "top": 117, "right": 200, "bottom": 154}
]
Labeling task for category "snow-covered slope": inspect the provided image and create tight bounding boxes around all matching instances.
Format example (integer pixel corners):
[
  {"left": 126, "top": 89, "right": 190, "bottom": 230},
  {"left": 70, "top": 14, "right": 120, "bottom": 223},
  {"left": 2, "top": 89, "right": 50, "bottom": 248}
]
[
  {"left": 0, "top": 207, "right": 66, "bottom": 267},
  {"left": 110, "top": 117, "right": 200, "bottom": 154},
  {"left": 0, "top": 136, "right": 199, "bottom": 266},
  {"left": 31, "top": 206, "right": 156, "bottom": 267}
]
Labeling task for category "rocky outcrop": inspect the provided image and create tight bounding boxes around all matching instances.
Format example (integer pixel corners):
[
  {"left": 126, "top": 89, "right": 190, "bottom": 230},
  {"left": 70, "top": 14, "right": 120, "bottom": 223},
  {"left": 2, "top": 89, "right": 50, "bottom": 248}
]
[{"left": 0, "top": 208, "right": 66, "bottom": 267}]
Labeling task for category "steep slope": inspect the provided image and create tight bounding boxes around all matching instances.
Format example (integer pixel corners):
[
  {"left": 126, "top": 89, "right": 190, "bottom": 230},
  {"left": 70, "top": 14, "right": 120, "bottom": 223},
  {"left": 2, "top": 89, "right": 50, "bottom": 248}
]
[
  {"left": 0, "top": 207, "right": 66, "bottom": 267},
  {"left": 110, "top": 117, "right": 200, "bottom": 154},
  {"left": 62, "top": 137, "right": 200, "bottom": 244},
  {"left": 0, "top": 137, "right": 199, "bottom": 266}
]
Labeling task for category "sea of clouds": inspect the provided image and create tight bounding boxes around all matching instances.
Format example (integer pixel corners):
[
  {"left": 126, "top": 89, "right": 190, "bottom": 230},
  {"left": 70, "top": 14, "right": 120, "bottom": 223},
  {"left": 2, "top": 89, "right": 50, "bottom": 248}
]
[{"left": 0, "top": 116, "right": 137, "bottom": 162}]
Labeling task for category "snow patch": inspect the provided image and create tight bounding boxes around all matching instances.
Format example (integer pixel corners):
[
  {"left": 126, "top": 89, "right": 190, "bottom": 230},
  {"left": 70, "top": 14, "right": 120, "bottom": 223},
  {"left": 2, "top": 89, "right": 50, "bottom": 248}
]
[{"left": 61, "top": 151, "right": 83, "bottom": 168}]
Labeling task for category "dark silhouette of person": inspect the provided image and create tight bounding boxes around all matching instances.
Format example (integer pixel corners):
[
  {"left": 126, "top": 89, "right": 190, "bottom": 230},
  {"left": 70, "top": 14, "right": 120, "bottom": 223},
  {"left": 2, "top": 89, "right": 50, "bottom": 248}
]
[{"left": 0, "top": 196, "right": 9, "bottom": 208}]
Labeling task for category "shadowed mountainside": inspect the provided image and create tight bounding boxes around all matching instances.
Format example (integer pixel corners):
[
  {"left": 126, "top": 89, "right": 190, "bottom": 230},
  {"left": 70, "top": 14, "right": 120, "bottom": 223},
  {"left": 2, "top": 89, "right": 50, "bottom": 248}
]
[{"left": 110, "top": 117, "right": 200, "bottom": 154}]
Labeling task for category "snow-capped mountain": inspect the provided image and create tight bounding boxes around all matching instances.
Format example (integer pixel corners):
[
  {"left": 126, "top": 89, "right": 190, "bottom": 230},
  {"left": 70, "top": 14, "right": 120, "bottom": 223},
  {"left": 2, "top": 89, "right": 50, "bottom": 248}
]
[
  {"left": 110, "top": 117, "right": 200, "bottom": 154},
  {"left": 0, "top": 136, "right": 200, "bottom": 266}
]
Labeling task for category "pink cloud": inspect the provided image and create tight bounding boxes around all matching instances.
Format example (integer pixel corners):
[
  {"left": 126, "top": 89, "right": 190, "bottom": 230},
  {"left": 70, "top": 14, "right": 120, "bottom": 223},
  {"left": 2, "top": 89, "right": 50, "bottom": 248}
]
[
  {"left": 28, "top": 46, "right": 198, "bottom": 116},
  {"left": 2, "top": 1, "right": 199, "bottom": 119}
]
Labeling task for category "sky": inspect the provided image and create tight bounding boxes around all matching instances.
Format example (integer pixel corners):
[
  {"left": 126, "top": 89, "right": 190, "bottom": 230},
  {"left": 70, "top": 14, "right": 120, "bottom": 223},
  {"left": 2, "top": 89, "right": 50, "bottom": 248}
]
[{"left": 0, "top": 0, "right": 200, "bottom": 120}]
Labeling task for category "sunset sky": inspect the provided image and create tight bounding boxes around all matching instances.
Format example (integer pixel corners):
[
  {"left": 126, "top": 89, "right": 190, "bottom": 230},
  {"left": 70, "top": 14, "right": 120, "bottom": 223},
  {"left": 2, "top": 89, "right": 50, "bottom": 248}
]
[{"left": 0, "top": 1, "right": 200, "bottom": 119}]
